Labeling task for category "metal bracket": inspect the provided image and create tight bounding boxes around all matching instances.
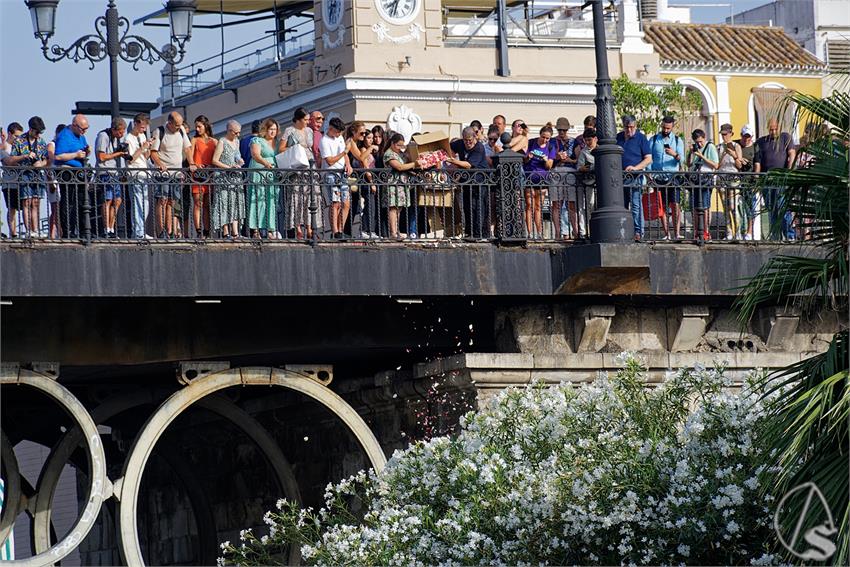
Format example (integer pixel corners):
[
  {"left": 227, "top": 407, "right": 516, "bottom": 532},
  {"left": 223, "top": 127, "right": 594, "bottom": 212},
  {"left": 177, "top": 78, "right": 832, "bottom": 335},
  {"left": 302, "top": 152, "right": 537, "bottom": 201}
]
[
  {"left": 31, "top": 362, "right": 61, "bottom": 379},
  {"left": 177, "top": 361, "right": 231, "bottom": 385},
  {"left": 284, "top": 364, "right": 333, "bottom": 386}
]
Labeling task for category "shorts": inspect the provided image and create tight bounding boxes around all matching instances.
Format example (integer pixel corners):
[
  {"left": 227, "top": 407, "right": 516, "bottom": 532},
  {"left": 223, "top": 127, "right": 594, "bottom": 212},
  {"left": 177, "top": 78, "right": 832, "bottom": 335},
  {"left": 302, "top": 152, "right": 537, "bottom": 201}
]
[
  {"left": 332, "top": 185, "right": 350, "bottom": 204},
  {"left": 661, "top": 188, "right": 681, "bottom": 204},
  {"left": 326, "top": 173, "right": 349, "bottom": 204},
  {"left": 690, "top": 187, "right": 712, "bottom": 210},
  {"left": 154, "top": 183, "right": 182, "bottom": 201},
  {"left": 548, "top": 167, "right": 576, "bottom": 202},
  {"left": 2, "top": 186, "right": 20, "bottom": 209},
  {"left": 100, "top": 183, "right": 123, "bottom": 201},
  {"left": 47, "top": 182, "right": 61, "bottom": 204},
  {"left": 192, "top": 184, "right": 210, "bottom": 196},
  {"left": 20, "top": 183, "right": 45, "bottom": 200}
]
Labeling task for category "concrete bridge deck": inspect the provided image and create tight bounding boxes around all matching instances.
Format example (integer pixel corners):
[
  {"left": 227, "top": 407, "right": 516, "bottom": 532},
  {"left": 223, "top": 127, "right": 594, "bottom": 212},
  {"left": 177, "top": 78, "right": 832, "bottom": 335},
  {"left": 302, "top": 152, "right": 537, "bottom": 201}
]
[{"left": 0, "top": 240, "right": 818, "bottom": 298}]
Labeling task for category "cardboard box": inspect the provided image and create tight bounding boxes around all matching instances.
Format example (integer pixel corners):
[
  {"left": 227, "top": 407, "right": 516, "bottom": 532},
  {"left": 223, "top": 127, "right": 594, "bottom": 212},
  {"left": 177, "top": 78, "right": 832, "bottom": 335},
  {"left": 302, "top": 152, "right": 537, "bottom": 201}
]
[{"left": 408, "top": 131, "right": 453, "bottom": 161}]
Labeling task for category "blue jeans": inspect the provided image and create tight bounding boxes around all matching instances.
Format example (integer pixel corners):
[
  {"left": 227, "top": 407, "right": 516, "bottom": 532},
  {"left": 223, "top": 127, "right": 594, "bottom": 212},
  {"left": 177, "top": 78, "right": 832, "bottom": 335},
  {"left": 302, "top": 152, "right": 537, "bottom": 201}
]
[
  {"left": 763, "top": 186, "right": 794, "bottom": 239},
  {"left": 623, "top": 183, "right": 643, "bottom": 237},
  {"left": 131, "top": 181, "right": 149, "bottom": 238}
]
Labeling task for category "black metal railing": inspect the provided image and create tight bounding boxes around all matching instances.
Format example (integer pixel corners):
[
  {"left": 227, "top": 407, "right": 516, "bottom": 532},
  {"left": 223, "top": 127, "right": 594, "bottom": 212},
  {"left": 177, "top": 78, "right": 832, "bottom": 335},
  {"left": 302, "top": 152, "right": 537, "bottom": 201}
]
[{"left": 0, "top": 164, "right": 802, "bottom": 243}]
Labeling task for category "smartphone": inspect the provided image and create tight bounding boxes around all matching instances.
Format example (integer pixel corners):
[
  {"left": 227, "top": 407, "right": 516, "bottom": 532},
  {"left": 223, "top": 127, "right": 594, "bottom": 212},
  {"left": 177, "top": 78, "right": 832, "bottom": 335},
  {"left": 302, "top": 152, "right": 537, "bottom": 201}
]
[{"left": 663, "top": 144, "right": 670, "bottom": 149}]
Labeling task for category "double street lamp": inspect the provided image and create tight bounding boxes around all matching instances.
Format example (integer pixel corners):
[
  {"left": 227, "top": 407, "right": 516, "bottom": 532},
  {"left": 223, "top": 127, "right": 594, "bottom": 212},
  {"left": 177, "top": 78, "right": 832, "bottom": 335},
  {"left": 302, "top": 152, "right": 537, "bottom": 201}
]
[{"left": 25, "top": 0, "right": 197, "bottom": 121}]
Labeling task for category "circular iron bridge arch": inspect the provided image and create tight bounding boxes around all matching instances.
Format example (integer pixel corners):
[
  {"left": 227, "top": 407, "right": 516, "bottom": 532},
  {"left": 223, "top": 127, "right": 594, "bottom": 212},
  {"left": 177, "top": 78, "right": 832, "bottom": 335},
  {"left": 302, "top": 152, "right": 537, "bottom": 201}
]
[
  {"left": 117, "top": 367, "right": 387, "bottom": 567},
  {"left": 0, "top": 368, "right": 110, "bottom": 567}
]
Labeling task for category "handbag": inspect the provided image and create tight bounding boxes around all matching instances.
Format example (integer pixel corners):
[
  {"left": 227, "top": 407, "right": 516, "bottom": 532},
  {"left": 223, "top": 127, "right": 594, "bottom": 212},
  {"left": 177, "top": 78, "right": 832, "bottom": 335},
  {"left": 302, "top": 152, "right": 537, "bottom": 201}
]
[
  {"left": 642, "top": 189, "right": 664, "bottom": 221},
  {"left": 276, "top": 143, "right": 310, "bottom": 169}
]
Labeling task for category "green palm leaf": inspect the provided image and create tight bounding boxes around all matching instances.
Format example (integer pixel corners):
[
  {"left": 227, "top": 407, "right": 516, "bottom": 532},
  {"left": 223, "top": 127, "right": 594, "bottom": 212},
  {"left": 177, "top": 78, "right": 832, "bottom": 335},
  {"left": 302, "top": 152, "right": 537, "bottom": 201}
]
[{"left": 740, "top": 80, "right": 849, "bottom": 565}]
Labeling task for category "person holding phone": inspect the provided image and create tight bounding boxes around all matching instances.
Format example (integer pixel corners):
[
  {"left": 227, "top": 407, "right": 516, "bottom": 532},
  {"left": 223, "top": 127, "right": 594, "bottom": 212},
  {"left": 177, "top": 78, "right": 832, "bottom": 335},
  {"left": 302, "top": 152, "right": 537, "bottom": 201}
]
[
  {"left": 717, "top": 124, "right": 743, "bottom": 239},
  {"left": 649, "top": 116, "right": 685, "bottom": 240}
]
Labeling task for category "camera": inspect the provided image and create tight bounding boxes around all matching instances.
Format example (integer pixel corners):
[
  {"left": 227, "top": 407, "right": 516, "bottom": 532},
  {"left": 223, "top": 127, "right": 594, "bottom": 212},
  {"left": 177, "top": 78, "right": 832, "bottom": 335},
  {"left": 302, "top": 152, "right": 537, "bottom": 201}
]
[{"left": 116, "top": 141, "right": 130, "bottom": 154}]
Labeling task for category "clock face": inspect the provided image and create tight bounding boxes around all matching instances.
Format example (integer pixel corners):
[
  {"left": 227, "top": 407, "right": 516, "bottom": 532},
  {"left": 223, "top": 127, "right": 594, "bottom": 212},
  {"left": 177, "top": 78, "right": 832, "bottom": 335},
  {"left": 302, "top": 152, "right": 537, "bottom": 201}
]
[
  {"left": 375, "top": 0, "right": 420, "bottom": 25},
  {"left": 323, "top": 0, "right": 343, "bottom": 31}
]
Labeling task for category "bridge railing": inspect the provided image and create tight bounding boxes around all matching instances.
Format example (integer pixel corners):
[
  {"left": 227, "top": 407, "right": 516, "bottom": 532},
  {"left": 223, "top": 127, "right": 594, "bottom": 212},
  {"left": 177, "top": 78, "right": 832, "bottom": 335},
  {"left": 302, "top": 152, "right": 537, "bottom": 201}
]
[{"left": 0, "top": 164, "right": 798, "bottom": 243}]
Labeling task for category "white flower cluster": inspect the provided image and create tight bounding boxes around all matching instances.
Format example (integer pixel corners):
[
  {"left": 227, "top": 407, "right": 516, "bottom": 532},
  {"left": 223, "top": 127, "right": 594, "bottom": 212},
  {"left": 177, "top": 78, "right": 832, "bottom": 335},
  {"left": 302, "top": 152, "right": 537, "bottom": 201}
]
[{"left": 220, "top": 355, "right": 780, "bottom": 566}]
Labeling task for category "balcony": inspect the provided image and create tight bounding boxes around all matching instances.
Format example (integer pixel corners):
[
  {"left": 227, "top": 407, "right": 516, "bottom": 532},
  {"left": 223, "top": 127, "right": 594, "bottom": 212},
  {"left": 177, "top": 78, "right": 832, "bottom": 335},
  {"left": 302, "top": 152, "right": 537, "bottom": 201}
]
[
  {"left": 159, "top": 19, "right": 315, "bottom": 105},
  {"left": 443, "top": 0, "right": 619, "bottom": 48}
]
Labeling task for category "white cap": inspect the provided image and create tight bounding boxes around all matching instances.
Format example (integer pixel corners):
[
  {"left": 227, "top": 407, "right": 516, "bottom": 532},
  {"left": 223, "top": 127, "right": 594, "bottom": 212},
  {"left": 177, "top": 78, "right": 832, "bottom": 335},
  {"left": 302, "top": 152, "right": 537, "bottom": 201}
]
[{"left": 741, "top": 124, "right": 754, "bottom": 137}]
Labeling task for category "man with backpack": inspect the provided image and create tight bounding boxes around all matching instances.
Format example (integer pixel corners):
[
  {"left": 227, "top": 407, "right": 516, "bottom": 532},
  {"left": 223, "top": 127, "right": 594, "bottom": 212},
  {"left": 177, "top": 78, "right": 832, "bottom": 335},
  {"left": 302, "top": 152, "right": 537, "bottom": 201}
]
[{"left": 150, "top": 111, "right": 191, "bottom": 239}]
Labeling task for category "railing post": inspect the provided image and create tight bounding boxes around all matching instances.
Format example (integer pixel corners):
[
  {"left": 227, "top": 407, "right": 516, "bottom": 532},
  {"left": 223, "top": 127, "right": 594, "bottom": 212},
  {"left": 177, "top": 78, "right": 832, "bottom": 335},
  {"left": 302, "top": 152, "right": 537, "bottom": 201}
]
[
  {"left": 82, "top": 167, "right": 92, "bottom": 244},
  {"left": 308, "top": 169, "right": 319, "bottom": 246},
  {"left": 494, "top": 150, "right": 525, "bottom": 241}
]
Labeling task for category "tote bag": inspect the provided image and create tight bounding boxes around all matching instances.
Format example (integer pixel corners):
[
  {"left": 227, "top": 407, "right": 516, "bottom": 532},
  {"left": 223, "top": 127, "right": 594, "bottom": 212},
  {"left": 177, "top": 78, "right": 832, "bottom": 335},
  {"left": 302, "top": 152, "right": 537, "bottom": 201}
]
[{"left": 276, "top": 143, "right": 310, "bottom": 169}]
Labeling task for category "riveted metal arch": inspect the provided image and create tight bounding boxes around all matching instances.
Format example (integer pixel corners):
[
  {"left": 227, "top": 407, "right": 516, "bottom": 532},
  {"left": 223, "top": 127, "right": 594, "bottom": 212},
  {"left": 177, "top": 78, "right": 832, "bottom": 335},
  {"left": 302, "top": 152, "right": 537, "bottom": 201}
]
[
  {"left": 0, "top": 369, "right": 109, "bottom": 567},
  {"left": 0, "top": 430, "right": 22, "bottom": 547},
  {"left": 117, "top": 367, "right": 387, "bottom": 567},
  {"left": 33, "top": 389, "right": 166, "bottom": 555}
]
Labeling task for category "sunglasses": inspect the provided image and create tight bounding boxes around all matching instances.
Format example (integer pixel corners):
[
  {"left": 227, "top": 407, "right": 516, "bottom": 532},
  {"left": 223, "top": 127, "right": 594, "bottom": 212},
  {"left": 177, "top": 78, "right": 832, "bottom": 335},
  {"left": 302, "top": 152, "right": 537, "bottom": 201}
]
[
  {"left": 488, "top": 137, "right": 499, "bottom": 142},
  {"left": 557, "top": 129, "right": 569, "bottom": 132}
]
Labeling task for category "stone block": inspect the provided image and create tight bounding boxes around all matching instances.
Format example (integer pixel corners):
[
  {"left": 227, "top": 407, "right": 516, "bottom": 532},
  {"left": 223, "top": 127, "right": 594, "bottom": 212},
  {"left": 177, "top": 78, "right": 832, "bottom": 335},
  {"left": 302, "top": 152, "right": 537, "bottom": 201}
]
[
  {"left": 766, "top": 315, "right": 801, "bottom": 350},
  {"left": 575, "top": 305, "right": 616, "bottom": 353},
  {"left": 465, "top": 352, "right": 534, "bottom": 368},
  {"left": 577, "top": 316, "right": 613, "bottom": 352},
  {"left": 669, "top": 305, "right": 710, "bottom": 352}
]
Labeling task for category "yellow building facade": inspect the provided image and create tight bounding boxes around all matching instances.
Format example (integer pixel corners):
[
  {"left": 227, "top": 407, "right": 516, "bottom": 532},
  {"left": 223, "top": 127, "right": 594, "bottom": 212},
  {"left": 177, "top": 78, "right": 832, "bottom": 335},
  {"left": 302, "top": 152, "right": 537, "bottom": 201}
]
[{"left": 643, "top": 23, "right": 826, "bottom": 141}]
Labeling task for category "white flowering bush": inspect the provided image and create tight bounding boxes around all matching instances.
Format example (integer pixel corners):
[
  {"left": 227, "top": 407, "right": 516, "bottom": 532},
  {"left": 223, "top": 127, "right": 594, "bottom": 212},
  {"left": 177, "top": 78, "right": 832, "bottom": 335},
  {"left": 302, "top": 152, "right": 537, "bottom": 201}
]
[{"left": 221, "top": 354, "right": 780, "bottom": 566}]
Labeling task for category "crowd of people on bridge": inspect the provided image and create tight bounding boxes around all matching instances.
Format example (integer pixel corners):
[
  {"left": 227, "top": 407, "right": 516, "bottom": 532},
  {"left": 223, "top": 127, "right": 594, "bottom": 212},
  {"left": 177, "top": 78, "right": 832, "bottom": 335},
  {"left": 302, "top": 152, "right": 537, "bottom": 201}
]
[{"left": 0, "top": 107, "right": 802, "bottom": 242}]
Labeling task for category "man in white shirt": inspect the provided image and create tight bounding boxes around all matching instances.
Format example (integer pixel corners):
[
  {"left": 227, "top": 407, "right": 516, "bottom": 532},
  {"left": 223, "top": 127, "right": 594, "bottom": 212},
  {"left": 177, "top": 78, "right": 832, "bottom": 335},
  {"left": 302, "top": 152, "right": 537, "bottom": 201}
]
[
  {"left": 320, "top": 117, "right": 350, "bottom": 239},
  {"left": 125, "top": 113, "right": 153, "bottom": 239},
  {"left": 150, "top": 111, "right": 191, "bottom": 238}
]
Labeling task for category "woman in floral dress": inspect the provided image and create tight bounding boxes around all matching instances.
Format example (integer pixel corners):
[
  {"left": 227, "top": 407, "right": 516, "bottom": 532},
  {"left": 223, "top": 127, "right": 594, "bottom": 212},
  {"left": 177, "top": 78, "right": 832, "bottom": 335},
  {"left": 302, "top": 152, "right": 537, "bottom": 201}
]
[
  {"left": 382, "top": 132, "right": 425, "bottom": 239},
  {"left": 211, "top": 119, "right": 245, "bottom": 238}
]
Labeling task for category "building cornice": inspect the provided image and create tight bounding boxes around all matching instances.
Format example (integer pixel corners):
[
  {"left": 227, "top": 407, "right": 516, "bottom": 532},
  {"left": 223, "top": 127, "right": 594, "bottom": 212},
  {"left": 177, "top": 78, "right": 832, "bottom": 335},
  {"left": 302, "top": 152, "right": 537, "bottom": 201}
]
[
  {"left": 659, "top": 64, "right": 826, "bottom": 78},
  {"left": 212, "top": 75, "right": 599, "bottom": 129}
]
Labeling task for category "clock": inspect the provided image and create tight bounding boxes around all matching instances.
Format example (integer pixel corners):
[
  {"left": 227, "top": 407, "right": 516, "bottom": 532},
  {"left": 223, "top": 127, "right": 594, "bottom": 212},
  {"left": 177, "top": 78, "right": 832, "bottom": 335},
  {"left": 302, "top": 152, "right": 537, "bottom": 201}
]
[
  {"left": 375, "top": 0, "right": 420, "bottom": 26},
  {"left": 323, "top": 0, "right": 343, "bottom": 31}
]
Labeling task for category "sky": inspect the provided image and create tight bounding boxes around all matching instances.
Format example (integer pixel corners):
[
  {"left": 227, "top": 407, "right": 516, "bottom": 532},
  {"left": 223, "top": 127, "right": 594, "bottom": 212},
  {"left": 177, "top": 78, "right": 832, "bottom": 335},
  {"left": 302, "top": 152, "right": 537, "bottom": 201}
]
[{"left": 1, "top": 0, "right": 772, "bottom": 139}]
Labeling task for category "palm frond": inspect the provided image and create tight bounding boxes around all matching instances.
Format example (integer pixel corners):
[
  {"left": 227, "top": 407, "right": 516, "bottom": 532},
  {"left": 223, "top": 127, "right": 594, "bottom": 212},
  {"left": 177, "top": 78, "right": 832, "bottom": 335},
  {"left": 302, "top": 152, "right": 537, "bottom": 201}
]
[{"left": 733, "top": 255, "right": 847, "bottom": 325}]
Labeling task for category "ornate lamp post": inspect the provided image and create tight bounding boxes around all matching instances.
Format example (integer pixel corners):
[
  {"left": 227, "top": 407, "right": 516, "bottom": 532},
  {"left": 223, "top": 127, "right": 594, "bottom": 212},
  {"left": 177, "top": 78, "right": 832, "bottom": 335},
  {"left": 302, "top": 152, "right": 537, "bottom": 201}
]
[
  {"left": 25, "top": 0, "right": 197, "bottom": 121},
  {"left": 586, "top": 0, "right": 629, "bottom": 243}
]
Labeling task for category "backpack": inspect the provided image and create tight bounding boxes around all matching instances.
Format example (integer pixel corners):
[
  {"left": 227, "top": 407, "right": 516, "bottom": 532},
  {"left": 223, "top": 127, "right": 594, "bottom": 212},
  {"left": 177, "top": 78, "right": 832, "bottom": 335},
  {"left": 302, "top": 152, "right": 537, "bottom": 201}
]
[{"left": 156, "top": 125, "right": 190, "bottom": 168}]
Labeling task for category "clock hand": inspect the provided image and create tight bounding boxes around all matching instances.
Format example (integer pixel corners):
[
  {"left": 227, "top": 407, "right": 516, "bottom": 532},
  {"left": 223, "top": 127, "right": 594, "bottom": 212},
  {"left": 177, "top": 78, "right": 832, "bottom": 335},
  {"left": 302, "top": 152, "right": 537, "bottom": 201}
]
[{"left": 388, "top": 0, "right": 400, "bottom": 17}]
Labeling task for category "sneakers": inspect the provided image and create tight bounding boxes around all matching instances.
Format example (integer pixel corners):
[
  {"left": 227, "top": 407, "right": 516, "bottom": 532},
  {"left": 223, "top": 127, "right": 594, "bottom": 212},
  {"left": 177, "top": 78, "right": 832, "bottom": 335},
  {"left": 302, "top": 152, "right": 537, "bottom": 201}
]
[
  {"left": 743, "top": 233, "right": 753, "bottom": 241},
  {"left": 661, "top": 234, "right": 670, "bottom": 241},
  {"left": 703, "top": 232, "right": 711, "bottom": 241},
  {"left": 725, "top": 233, "right": 735, "bottom": 240},
  {"left": 633, "top": 233, "right": 642, "bottom": 242}
]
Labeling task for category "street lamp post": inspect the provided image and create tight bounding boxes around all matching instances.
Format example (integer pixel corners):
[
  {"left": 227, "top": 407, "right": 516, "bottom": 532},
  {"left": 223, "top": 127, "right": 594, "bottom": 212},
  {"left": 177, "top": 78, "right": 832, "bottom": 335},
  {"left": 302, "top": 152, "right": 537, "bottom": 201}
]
[
  {"left": 25, "top": 0, "right": 197, "bottom": 121},
  {"left": 586, "top": 0, "right": 629, "bottom": 243}
]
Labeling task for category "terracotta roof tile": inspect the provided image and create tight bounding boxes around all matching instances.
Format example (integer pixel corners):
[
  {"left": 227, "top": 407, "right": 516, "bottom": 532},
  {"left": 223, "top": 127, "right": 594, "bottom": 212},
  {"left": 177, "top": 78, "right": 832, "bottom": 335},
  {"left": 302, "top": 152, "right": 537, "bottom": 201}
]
[{"left": 643, "top": 22, "right": 826, "bottom": 70}]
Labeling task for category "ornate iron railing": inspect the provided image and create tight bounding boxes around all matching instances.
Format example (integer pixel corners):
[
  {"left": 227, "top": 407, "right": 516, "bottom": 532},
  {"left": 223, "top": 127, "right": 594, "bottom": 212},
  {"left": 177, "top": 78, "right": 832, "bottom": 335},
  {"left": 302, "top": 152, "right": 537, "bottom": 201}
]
[{"left": 0, "top": 165, "right": 800, "bottom": 243}]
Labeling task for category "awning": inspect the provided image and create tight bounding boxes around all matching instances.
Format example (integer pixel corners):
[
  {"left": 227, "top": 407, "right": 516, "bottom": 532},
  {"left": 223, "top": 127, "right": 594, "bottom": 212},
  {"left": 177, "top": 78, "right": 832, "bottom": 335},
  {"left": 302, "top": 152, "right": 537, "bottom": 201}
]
[{"left": 134, "top": 0, "right": 294, "bottom": 25}]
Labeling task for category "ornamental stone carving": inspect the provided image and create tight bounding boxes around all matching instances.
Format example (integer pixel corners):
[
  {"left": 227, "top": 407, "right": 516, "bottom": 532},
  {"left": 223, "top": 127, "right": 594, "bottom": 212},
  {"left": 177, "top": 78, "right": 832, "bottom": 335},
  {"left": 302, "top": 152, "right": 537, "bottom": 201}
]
[{"left": 386, "top": 105, "right": 422, "bottom": 142}]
